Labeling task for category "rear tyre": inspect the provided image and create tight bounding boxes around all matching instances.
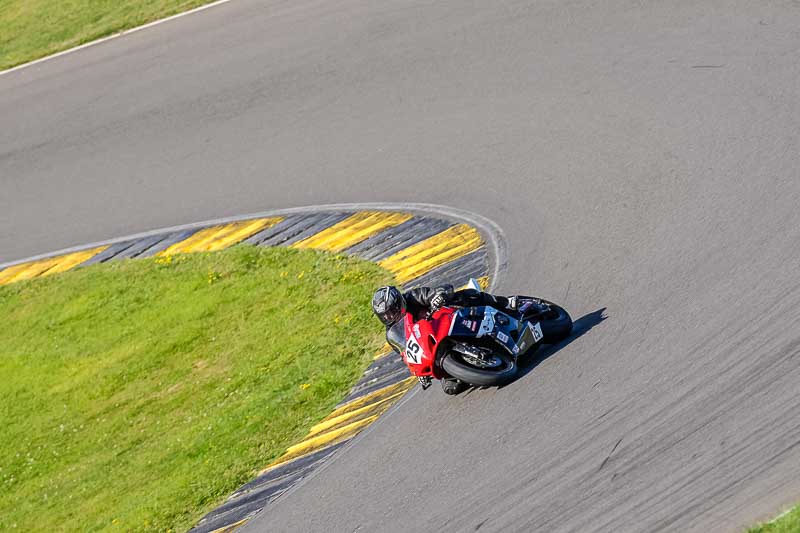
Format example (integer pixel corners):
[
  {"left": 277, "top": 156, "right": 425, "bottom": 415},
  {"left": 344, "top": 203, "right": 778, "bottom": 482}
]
[
  {"left": 532, "top": 301, "right": 573, "bottom": 344},
  {"left": 442, "top": 351, "right": 518, "bottom": 387}
]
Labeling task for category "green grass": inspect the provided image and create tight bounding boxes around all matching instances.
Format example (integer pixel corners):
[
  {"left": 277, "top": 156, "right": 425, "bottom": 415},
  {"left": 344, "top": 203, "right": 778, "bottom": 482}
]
[
  {"left": 750, "top": 506, "right": 800, "bottom": 533},
  {"left": 0, "top": 0, "right": 220, "bottom": 70},
  {"left": 0, "top": 245, "right": 392, "bottom": 531}
]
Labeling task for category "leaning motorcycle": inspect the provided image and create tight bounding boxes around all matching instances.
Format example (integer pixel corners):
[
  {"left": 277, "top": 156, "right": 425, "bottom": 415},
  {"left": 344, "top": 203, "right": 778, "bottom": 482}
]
[{"left": 400, "top": 279, "right": 572, "bottom": 389}]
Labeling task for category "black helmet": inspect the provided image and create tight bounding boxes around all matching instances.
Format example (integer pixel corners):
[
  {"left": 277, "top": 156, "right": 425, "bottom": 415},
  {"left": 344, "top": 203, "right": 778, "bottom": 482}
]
[{"left": 372, "top": 286, "right": 405, "bottom": 326}]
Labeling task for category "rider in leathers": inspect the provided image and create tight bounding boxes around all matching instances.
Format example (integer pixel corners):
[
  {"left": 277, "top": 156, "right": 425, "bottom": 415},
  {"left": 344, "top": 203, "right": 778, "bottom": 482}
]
[{"left": 371, "top": 284, "right": 519, "bottom": 394}]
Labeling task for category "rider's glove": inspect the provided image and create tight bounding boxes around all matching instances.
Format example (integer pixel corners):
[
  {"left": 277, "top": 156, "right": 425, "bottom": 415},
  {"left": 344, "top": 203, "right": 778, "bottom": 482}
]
[{"left": 430, "top": 288, "right": 449, "bottom": 311}]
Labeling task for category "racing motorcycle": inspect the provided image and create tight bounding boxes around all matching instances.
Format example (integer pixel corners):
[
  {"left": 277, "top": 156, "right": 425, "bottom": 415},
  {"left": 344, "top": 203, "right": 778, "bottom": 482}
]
[{"left": 401, "top": 279, "right": 573, "bottom": 389}]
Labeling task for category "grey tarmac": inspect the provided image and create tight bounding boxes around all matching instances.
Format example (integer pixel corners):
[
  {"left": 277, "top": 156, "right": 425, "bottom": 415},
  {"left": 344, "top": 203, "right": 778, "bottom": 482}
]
[{"left": 2, "top": 0, "right": 800, "bottom": 531}]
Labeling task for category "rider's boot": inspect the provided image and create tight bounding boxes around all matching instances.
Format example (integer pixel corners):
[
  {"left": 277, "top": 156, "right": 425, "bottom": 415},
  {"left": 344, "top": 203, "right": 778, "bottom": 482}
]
[
  {"left": 507, "top": 295, "right": 548, "bottom": 314},
  {"left": 441, "top": 378, "right": 468, "bottom": 395}
]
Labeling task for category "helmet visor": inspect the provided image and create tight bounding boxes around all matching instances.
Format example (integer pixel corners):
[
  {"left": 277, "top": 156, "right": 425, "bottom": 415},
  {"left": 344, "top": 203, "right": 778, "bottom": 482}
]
[{"left": 378, "top": 305, "right": 404, "bottom": 326}]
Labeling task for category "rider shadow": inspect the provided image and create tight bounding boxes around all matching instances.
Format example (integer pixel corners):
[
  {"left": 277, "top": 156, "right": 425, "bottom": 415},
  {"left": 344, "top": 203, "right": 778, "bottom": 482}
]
[{"left": 514, "top": 307, "right": 608, "bottom": 380}]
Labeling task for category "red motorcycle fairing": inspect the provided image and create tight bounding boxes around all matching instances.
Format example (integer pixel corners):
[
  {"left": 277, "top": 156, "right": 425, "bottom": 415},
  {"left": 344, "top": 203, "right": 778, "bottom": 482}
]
[{"left": 401, "top": 307, "right": 456, "bottom": 379}]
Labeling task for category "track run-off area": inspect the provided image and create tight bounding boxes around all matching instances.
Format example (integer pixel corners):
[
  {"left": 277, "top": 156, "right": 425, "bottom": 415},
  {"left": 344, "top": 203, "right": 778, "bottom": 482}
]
[
  {"left": 0, "top": 204, "right": 499, "bottom": 531},
  {"left": 3, "top": 1, "right": 800, "bottom": 532}
]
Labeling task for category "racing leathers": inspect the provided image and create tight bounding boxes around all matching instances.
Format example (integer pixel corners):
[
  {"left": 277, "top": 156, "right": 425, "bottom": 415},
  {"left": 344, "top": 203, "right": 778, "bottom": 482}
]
[{"left": 384, "top": 285, "right": 512, "bottom": 354}]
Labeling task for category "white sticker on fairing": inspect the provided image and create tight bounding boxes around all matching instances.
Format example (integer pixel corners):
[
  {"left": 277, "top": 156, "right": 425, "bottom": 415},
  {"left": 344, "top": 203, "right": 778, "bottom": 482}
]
[
  {"left": 405, "top": 336, "right": 423, "bottom": 365},
  {"left": 529, "top": 322, "right": 544, "bottom": 343},
  {"left": 476, "top": 309, "right": 496, "bottom": 338},
  {"left": 497, "top": 331, "right": 509, "bottom": 343}
]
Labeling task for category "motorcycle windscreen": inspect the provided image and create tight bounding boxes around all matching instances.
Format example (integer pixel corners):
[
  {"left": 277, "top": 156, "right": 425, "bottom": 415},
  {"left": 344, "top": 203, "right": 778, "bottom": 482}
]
[{"left": 465, "top": 277, "right": 482, "bottom": 291}]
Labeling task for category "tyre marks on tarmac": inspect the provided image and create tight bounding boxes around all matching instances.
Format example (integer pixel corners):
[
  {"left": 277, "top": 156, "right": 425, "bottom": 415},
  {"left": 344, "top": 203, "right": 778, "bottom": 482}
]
[{"left": 0, "top": 207, "right": 496, "bottom": 533}]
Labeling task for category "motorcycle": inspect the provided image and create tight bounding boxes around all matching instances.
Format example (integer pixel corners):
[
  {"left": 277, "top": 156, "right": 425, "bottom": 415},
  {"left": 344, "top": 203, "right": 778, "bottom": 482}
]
[{"left": 400, "top": 279, "right": 573, "bottom": 390}]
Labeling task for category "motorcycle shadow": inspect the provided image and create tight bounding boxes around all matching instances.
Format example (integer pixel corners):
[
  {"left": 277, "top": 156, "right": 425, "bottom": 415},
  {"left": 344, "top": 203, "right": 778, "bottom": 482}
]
[
  {"left": 461, "top": 307, "right": 607, "bottom": 393},
  {"left": 515, "top": 307, "right": 607, "bottom": 380}
]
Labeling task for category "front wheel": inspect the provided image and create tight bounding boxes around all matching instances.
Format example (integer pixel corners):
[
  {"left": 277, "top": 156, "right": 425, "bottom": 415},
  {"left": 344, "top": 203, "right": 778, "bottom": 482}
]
[{"left": 442, "top": 350, "right": 518, "bottom": 387}]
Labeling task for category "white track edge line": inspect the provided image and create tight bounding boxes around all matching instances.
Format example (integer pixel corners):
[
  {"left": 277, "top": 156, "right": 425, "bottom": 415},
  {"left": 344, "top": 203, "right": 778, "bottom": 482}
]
[{"left": 0, "top": 0, "right": 237, "bottom": 78}]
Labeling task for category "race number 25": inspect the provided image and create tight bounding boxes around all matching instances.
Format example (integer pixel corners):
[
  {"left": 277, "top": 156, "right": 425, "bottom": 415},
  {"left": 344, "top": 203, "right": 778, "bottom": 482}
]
[{"left": 405, "top": 337, "right": 423, "bottom": 365}]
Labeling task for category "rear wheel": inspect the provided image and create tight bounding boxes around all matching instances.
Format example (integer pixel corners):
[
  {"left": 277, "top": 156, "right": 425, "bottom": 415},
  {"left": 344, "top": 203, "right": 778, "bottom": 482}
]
[
  {"left": 519, "top": 298, "right": 573, "bottom": 344},
  {"left": 441, "top": 348, "right": 518, "bottom": 387}
]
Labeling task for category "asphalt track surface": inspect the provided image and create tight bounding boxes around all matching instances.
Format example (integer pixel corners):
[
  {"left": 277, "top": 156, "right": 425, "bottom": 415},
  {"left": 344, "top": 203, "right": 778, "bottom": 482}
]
[{"left": 2, "top": 1, "right": 800, "bottom": 531}]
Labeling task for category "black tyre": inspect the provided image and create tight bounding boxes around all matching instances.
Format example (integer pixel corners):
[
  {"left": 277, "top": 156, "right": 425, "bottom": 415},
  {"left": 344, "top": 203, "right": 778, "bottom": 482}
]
[
  {"left": 526, "top": 300, "right": 573, "bottom": 344},
  {"left": 441, "top": 350, "right": 518, "bottom": 387}
]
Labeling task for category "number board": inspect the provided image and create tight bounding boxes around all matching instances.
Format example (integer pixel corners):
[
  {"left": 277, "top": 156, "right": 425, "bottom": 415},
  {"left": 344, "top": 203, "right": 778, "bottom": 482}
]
[
  {"left": 405, "top": 337, "right": 423, "bottom": 365},
  {"left": 529, "top": 321, "right": 544, "bottom": 343}
]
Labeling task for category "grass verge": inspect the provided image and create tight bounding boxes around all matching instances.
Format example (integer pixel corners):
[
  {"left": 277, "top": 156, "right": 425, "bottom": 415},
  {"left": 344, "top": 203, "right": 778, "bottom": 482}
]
[
  {"left": 750, "top": 506, "right": 800, "bottom": 533},
  {"left": 0, "top": 0, "right": 219, "bottom": 71},
  {"left": 0, "top": 245, "right": 392, "bottom": 531}
]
